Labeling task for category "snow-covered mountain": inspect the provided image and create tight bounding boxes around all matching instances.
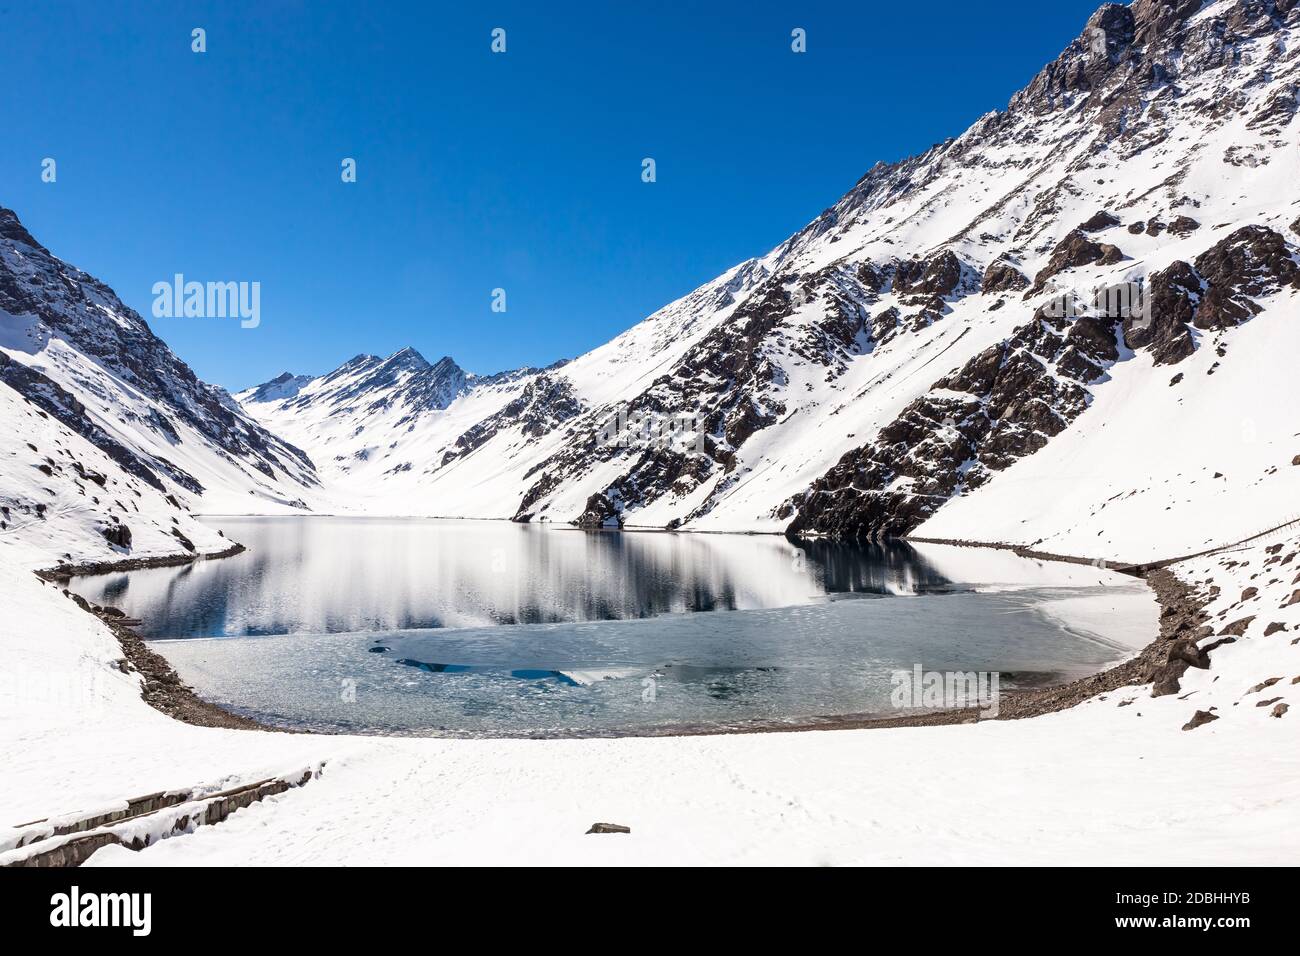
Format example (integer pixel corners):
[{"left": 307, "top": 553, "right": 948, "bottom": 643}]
[
  {"left": 0, "top": 207, "right": 321, "bottom": 567},
  {"left": 235, "top": 349, "right": 568, "bottom": 494},
  {"left": 235, "top": 0, "right": 1300, "bottom": 561}
]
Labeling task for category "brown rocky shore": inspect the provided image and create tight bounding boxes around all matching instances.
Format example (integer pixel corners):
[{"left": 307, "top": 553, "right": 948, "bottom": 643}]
[{"left": 37, "top": 545, "right": 269, "bottom": 731}]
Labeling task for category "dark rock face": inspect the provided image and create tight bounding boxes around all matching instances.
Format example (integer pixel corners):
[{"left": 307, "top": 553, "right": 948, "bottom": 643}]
[
  {"left": 1181, "top": 709, "right": 1219, "bottom": 731},
  {"left": 981, "top": 259, "right": 1029, "bottom": 294},
  {"left": 1167, "top": 216, "right": 1200, "bottom": 236},
  {"left": 515, "top": 265, "right": 879, "bottom": 525},
  {"left": 1124, "top": 261, "right": 1199, "bottom": 366},
  {"left": 101, "top": 523, "right": 132, "bottom": 549},
  {"left": 1191, "top": 225, "right": 1300, "bottom": 329},
  {"left": 443, "top": 374, "right": 581, "bottom": 468},
  {"left": 871, "top": 306, "right": 902, "bottom": 345},
  {"left": 785, "top": 305, "right": 1121, "bottom": 538},
  {"left": 1131, "top": 0, "right": 1204, "bottom": 46},
  {"left": 1246, "top": 83, "right": 1299, "bottom": 130},
  {"left": 1079, "top": 210, "right": 1121, "bottom": 232},
  {"left": 1013, "top": 4, "right": 1136, "bottom": 113},
  {"left": 575, "top": 493, "right": 623, "bottom": 529},
  {"left": 0, "top": 207, "right": 49, "bottom": 253},
  {"left": 1031, "top": 230, "right": 1123, "bottom": 292},
  {"left": 1125, "top": 226, "right": 1299, "bottom": 367},
  {"left": 894, "top": 250, "right": 974, "bottom": 298}
]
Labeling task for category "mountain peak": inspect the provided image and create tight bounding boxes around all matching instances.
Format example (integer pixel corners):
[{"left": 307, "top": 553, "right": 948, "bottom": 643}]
[
  {"left": 0, "top": 206, "right": 49, "bottom": 254},
  {"left": 388, "top": 346, "right": 429, "bottom": 366},
  {"left": 236, "top": 371, "right": 314, "bottom": 405}
]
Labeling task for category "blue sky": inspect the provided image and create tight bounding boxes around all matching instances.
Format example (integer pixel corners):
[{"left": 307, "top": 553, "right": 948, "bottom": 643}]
[{"left": 1, "top": 0, "right": 1103, "bottom": 389}]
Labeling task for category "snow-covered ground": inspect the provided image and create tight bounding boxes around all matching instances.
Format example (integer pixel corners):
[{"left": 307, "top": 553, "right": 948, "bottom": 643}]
[{"left": 2, "top": 531, "right": 1296, "bottom": 866}]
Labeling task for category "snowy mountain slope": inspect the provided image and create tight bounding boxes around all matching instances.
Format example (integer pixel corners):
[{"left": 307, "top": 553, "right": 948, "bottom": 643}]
[
  {"left": 235, "top": 347, "right": 575, "bottom": 496},
  {"left": 0, "top": 384, "right": 231, "bottom": 569},
  {"left": 236, "top": 259, "right": 769, "bottom": 515},
  {"left": 231, "top": 0, "right": 1300, "bottom": 556},
  {"left": 0, "top": 207, "right": 322, "bottom": 566}
]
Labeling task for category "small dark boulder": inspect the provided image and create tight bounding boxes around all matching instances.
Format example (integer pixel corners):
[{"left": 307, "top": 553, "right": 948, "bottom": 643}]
[
  {"left": 101, "top": 523, "right": 132, "bottom": 549},
  {"left": 895, "top": 250, "right": 969, "bottom": 298},
  {"left": 1079, "top": 210, "right": 1121, "bottom": 232},
  {"left": 1151, "top": 660, "right": 1189, "bottom": 697},
  {"left": 1181, "top": 709, "right": 1219, "bottom": 731},
  {"left": 1168, "top": 637, "right": 1210, "bottom": 669},
  {"left": 1218, "top": 615, "right": 1256, "bottom": 636},
  {"left": 586, "top": 822, "right": 631, "bottom": 835}
]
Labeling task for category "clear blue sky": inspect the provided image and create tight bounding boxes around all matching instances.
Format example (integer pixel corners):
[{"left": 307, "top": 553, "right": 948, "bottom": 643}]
[{"left": 0, "top": 0, "right": 1103, "bottom": 389}]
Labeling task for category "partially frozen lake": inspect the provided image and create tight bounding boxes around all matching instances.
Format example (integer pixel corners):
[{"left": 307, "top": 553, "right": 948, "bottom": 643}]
[{"left": 69, "top": 517, "right": 1155, "bottom": 736}]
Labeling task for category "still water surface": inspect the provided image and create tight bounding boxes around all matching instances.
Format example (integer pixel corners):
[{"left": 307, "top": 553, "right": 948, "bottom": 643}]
[{"left": 69, "top": 517, "right": 1139, "bottom": 736}]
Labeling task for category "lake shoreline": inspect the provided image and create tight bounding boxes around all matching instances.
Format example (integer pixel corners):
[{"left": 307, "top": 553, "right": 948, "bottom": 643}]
[
  {"left": 38, "top": 545, "right": 273, "bottom": 732},
  {"left": 46, "top": 540, "right": 1206, "bottom": 740}
]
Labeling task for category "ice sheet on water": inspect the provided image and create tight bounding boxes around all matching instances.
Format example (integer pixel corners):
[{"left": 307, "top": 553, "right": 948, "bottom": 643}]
[{"left": 156, "top": 587, "right": 1136, "bottom": 737}]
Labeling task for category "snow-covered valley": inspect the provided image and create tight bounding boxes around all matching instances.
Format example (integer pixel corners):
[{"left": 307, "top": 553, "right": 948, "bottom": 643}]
[{"left": 2, "top": 0, "right": 1300, "bottom": 867}]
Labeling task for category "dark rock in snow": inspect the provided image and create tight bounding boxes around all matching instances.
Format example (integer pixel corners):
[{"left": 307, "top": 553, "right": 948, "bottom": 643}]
[
  {"left": 585, "top": 822, "right": 631, "bottom": 834},
  {"left": 1191, "top": 225, "right": 1300, "bottom": 330},
  {"left": 1079, "top": 210, "right": 1120, "bottom": 232},
  {"left": 101, "top": 523, "right": 132, "bottom": 549},
  {"left": 1031, "top": 230, "right": 1123, "bottom": 292},
  {"left": 1167, "top": 637, "right": 1210, "bottom": 669},
  {"left": 1218, "top": 616, "right": 1255, "bottom": 636},
  {"left": 1181, "top": 709, "right": 1219, "bottom": 731},
  {"left": 575, "top": 493, "right": 624, "bottom": 529},
  {"left": 894, "top": 250, "right": 974, "bottom": 299},
  {"left": 785, "top": 303, "right": 1121, "bottom": 538},
  {"left": 981, "top": 259, "right": 1029, "bottom": 294}
]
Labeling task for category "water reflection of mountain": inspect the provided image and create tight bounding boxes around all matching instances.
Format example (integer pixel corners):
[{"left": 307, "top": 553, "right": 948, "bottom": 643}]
[
  {"left": 70, "top": 517, "right": 953, "bottom": 640},
  {"left": 789, "top": 538, "right": 951, "bottom": 595}
]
